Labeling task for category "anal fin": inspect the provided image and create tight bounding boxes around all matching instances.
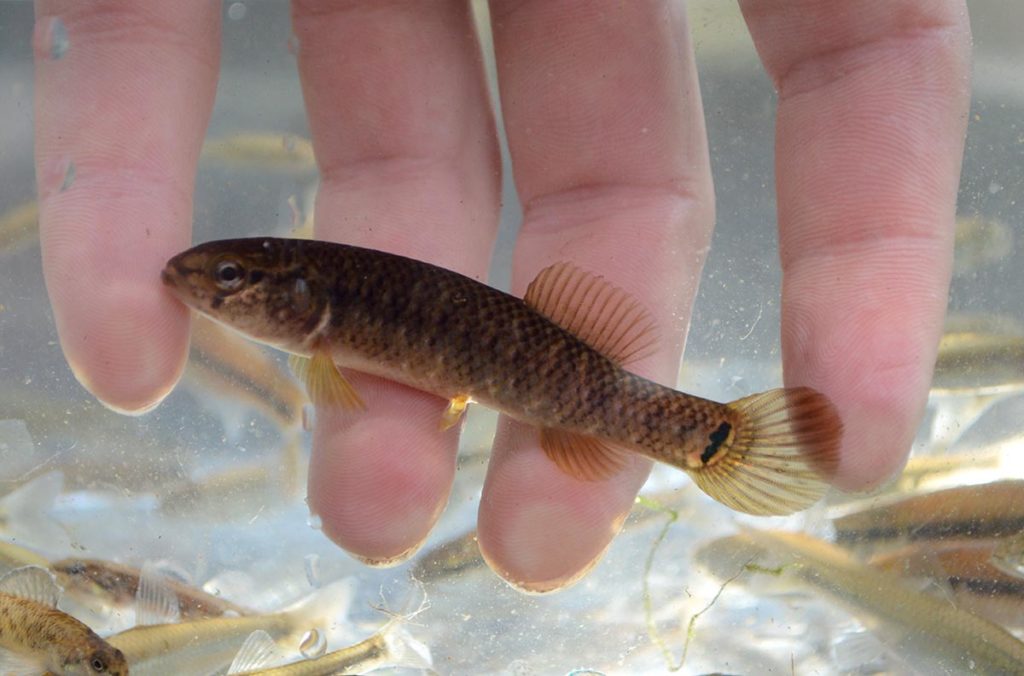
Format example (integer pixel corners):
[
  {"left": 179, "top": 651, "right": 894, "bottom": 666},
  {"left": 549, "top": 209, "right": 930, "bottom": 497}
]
[
  {"left": 440, "top": 395, "right": 472, "bottom": 431},
  {"left": 540, "top": 429, "right": 631, "bottom": 481},
  {"left": 289, "top": 352, "right": 366, "bottom": 411}
]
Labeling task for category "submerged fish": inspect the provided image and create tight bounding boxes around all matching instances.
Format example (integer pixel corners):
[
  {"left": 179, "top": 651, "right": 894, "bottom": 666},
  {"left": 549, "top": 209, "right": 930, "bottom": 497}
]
[
  {"left": 871, "top": 540, "right": 1024, "bottom": 628},
  {"left": 107, "top": 578, "right": 351, "bottom": 676},
  {"left": 833, "top": 480, "right": 1024, "bottom": 545},
  {"left": 0, "top": 565, "right": 127, "bottom": 675},
  {"left": 52, "top": 557, "right": 253, "bottom": 621},
  {"left": 200, "top": 133, "right": 317, "bottom": 174},
  {"left": 696, "top": 529, "right": 1024, "bottom": 674},
  {"left": 162, "top": 238, "right": 842, "bottom": 516},
  {"left": 225, "top": 620, "right": 432, "bottom": 675},
  {"left": 0, "top": 198, "right": 39, "bottom": 254}
]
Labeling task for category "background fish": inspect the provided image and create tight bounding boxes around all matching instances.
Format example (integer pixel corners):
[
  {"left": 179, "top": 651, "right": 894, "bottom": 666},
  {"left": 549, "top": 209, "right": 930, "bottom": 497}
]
[{"left": 162, "top": 238, "right": 842, "bottom": 516}]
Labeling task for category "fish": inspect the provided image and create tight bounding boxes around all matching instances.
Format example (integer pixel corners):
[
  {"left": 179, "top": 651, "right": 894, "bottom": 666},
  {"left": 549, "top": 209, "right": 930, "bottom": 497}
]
[
  {"left": 411, "top": 529, "right": 484, "bottom": 583},
  {"left": 161, "top": 238, "right": 843, "bottom": 516},
  {"left": 0, "top": 198, "right": 39, "bottom": 254},
  {"left": 870, "top": 540, "right": 1024, "bottom": 628},
  {"left": 0, "top": 565, "right": 128, "bottom": 675},
  {"left": 953, "top": 214, "right": 1014, "bottom": 276},
  {"left": 185, "top": 314, "right": 307, "bottom": 495},
  {"left": 107, "top": 577, "right": 352, "bottom": 676},
  {"left": 224, "top": 620, "right": 432, "bottom": 675},
  {"left": 200, "top": 133, "right": 317, "bottom": 174},
  {"left": 51, "top": 557, "right": 253, "bottom": 621},
  {"left": 833, "top": 479, "right": 1024, "bottom": 545},
  {"left": 696, "top": 529, "right": 1024, "bottom": 674},
  {"left": 0, "top": 540, "right": 51, "bottom": 574},
  {"left": 931, "top": 325, "right": 1024, "bottom": 394}
]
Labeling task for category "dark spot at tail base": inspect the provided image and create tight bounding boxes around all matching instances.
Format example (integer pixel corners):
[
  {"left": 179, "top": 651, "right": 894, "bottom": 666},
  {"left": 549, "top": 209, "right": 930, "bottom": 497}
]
[{"left": 701, "top": 421, "right": 732, "bottom": 464}]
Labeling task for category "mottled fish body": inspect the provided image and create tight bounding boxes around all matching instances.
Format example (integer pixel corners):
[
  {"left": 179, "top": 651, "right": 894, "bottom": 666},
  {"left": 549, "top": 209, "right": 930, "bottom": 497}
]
[
  {"left": 0, "top": 565, "right": 127, "bottom": 675},
  {"left": 163, "top": 238, "right": 843, "bottom": 515}
]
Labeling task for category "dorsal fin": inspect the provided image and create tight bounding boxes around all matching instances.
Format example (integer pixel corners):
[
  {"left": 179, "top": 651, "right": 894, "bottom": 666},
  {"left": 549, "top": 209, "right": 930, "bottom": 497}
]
[
  {"left": 0, "top": 565, "right": 60, "bottom": 607},
  {"left": 524, "top": 262, "right": 658, "bottom": 366}
]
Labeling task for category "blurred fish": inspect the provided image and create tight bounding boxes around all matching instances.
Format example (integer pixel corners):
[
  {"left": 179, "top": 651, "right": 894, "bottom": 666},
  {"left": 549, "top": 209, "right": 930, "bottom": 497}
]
[
  {"left": 0, "top": 565, "right": 127, "bottom": 675},
  {"left": 411, "top": 529, "right": 483, "bottom": 583},
  {"left": 0, "top": 470, "right": 72, "bottom": 553},
  {"left": 163, "top": 238, "right": 843, "bottom": 516},
  {"left": 925, "top": 316, "right": 1024, "bottom": 454},
  {"left": 992, "top": 532, "right": 1024, "bottom": 578},
  {"left": 158, "top": 463, "right": 289, "bottom": 519},
  {"left": 0, "top": 198, "right": 38, "bottom": 254},
  {"left": 107, "top": 578, "right": 352, "bottom": 676},
  {"left": 0, "top": 540, "right": 50, "bottom": 574},
  {"left": 953, "top": 214, "right": 1014, "bottom": 276},
  {"left": 201, "top": 133, "right": 317, "bottom": 174},
  {"left": 871, "top": 540, "right": 1024, "bottom": 628},
  {"left": 833, "top": 480, "right": 1024, "bottom": 545},
  {"left": 185, "top": 314, "right": 307, "bottom": 496},
  {"left": 225, "top": 620, "right": 432, "bottom": 675},
  {"left": 932, "top": 326, "right": 1024, "bottom": 394},
  {"left": 891, "top": 449, "right": 1002, "bottom": 492},
  {"left": 52, "top": 556, "right": 253, "bottom": 621},
  {"left": 696, "top": 529, "right": 1024, "bottom": 674}
]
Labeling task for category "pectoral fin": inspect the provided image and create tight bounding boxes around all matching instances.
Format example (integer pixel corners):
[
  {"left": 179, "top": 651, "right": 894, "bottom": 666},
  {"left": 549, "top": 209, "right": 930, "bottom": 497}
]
[
  {"left": 289, "top": 352, "right": 366, "bottom": 411},
  {"left": 440, "top": 395, "right": 472, "bottom": 431},
  {"left": 540, "top": 428, "right": 631, "bottom": 481},
  {"left": 0, "top": 565, "right": 60, "bottom": 607}
]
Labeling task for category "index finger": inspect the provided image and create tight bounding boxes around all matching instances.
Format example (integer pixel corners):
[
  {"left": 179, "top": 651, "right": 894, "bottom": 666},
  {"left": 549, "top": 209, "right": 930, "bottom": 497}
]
[
  {"left": 33, "top": 1, "right": 220, "bottom": 412},
  {"left": 741, "top": 0, "right": 972, "bottom": 488}
]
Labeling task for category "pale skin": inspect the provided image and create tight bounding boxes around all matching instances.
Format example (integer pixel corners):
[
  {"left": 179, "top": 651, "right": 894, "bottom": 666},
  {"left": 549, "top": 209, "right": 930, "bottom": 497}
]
[{"left": 34, "top": 1, "right": 971, "bottom": 591}]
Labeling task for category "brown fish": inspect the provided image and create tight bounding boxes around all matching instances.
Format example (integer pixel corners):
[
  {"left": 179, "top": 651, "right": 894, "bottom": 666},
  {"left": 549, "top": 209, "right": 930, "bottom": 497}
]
[
  {"left": 0, "top": 565, "right": 127, "bottom": 675},
  {"left": 162, "top": 238, "right": 842, "bottom": 515}
]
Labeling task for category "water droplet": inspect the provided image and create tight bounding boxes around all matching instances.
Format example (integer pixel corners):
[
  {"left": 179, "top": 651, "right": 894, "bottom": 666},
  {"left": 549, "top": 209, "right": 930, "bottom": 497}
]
[
  {"left": 287, "top": 34, "right": 301, "bottom": 56},
  {"left": 303, "top": 553, "right": 321, "bottom": 588},
  {"left": 60, "top": 161, "right": 76, "bottom": 192},
  {"left": 227, "top": 2, "right": 247, "bottom": 20},
  {"left": 48, "top": 17, "right": 70, "bottom": 59},
  {"left": 299, "top": 628, "right": 327, "bottom": 659},
  {"left": 307, "top": 512, "right": 322, "bottom": 531},
  {"left": 988, "top": 181, "right": 1004, "bottom": 195}
]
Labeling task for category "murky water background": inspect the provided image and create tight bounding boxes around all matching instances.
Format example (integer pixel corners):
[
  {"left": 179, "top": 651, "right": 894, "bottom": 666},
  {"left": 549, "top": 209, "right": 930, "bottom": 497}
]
[{"left": 1, "top": 2, "right": 1022, "bottom": 674}]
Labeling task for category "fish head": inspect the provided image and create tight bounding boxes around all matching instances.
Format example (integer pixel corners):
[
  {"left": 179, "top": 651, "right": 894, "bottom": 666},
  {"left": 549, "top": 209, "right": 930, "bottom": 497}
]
[
  {"left": 162, "top": 238, "right": 327, "bottom": 351},
  {"left": 63, "top": 641, "right": 129, "bottom": 676}
]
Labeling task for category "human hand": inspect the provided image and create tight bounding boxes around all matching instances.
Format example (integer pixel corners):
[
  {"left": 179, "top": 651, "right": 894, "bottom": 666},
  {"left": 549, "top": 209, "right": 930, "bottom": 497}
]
[{"left": 34, "top": 0, "right": 970, "bottom": 592}]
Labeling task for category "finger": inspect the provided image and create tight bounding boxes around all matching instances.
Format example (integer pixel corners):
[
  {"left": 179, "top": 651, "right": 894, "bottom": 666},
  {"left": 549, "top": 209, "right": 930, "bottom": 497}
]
[
  {"left": 740, "top": 0, "right": 971, "bottom": 489},
  {"left": 292, "top": 0, "right": 500, "bottom": 564},
  {"left": 479, "top": 0, "right": 714, "bottom": 592},
  {"left": 33, "top": 1, "right": 221, "bottom": 413}
]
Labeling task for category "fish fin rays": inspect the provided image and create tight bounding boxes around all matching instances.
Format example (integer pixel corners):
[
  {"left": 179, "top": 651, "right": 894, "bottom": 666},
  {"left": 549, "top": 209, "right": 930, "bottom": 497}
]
[
  {"left": 440, "top": 395, "right": 472, "bottom": 431},
  {"left": 0, "top": 649, "right": 44, "bottom": 676},
  {"left": 135, "top": 561, "right": 181, "bottom": 626},
  {"left": 683, "top": 387, "right": 842, "bottom": 515},
  {"left": 0, "top": 565, "right": 60, "bottom": 607},
  {"left": 227, "top": 630, "right": 284, "bottom": 674},
  {"left": 540, "top": 429, "right": 631, "bottom": 481},
  {"left": 524, "top": 262, "right": 658, "bottom": 366},
  {"left": 289, "top": 352, "right": 366, "bottom": 411}
]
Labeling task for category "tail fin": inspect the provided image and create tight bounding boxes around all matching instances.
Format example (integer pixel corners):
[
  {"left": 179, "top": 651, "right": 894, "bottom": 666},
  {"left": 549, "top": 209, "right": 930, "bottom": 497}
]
[{"left": 684, "top": 387, "right": 842, "bottom": 516}]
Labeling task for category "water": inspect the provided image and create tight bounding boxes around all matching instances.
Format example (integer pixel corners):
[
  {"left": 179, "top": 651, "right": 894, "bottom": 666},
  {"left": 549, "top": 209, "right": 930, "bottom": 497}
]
[{"left": 1, "top": 1, "right": 1023, "bottom": 674}]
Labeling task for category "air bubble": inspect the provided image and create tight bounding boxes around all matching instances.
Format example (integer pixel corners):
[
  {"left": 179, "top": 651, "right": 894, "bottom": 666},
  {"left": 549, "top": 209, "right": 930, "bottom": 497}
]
[
  {"left": 307, "top": 512, "right": 322, "bottom": 531},
  {"left": 299, "top": 628, "right": 327, "bottom": 659},
  {"left": 227, "top": 2, "right": 247, "bottom": 20}
]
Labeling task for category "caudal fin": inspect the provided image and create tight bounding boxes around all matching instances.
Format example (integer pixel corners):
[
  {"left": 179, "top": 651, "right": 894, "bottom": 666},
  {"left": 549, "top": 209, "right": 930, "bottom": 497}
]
[{"left": 685, "top": 387, "right": 842, "bottom": 516}]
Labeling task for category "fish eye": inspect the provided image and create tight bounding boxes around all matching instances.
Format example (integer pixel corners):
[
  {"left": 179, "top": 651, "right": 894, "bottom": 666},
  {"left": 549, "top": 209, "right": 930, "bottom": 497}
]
[
  {"left": 90, "top": 656, "right": 107, "bottom": 672},
  {"left": 214, "top": 260, "right": 246, "bottom": 290}
]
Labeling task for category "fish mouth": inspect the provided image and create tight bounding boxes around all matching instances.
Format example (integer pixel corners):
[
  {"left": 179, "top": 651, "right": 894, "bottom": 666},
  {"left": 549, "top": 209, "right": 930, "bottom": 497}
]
[{"left": 160, "top": 266, "right": 177, "bottom": 289}]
